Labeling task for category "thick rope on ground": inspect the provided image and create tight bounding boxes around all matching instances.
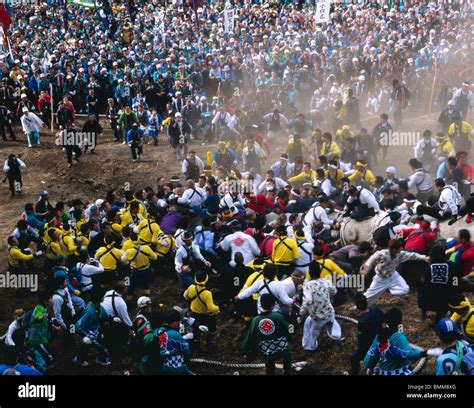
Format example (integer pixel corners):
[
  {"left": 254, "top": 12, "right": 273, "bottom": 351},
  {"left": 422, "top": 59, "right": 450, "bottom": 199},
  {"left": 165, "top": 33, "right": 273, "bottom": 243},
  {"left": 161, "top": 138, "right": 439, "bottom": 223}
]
[
  {"left": 336, "top": 314, "right": 426, "bottom": 374},
  {"left": 190, "top": 314, "right": 426, "bottom": 373},
  {"left": 190, "top": 358, "right": 308, "bottom": 370}
]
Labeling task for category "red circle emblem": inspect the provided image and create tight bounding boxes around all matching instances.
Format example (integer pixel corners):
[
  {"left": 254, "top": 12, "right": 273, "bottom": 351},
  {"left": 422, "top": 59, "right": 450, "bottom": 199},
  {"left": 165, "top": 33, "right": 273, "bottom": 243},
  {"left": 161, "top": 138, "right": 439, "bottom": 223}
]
[
  {"left": 234, "top": 237, "right": 244, "bottom": 246},
  {"left": 258, "top": 318, "right": 275, "bottom": 335}
]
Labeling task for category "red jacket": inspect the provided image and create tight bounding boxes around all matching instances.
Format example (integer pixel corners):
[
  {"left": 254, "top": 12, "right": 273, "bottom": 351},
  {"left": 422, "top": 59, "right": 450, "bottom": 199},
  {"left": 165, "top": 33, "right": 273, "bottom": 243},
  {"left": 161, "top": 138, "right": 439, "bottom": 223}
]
[
  {"left": 402, "top": 228, "right": 437, "bottom": 253},
  {"left": 259, "top": 235, "right": 276, "bottom": 258},
  {"left": 453, "top": 242, "right": 474, "bottom": 275},
  {"left": 246, "top": 194, "right": 275, "bottom": 215},
  {"left": 38, "top": 94, "right": 51, "bottom": 113},
  {"left": 458, "top": 163, "right": 473, "bottom": 181}
]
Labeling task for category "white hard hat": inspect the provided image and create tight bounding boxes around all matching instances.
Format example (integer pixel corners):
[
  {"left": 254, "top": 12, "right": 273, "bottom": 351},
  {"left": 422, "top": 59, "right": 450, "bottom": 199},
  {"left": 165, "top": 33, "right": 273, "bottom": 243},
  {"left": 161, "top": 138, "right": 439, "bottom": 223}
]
[{"left": 137, "top": 296, "right": 151, "bottom": 308}]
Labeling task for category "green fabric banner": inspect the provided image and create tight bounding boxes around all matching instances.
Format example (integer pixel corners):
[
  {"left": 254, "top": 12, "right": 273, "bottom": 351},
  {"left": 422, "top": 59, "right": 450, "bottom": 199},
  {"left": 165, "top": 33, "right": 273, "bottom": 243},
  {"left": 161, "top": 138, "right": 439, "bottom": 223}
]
[{"left": 68, "top": 0, "right": 100, "bottom": 9}]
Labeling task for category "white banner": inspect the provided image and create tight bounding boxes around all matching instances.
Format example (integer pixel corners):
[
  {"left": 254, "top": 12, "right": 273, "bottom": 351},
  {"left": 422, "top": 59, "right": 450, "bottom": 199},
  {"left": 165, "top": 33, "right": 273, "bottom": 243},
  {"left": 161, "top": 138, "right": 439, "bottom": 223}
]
[
  {"left": 223, "top": 8, "right": 235, "bottom": 33},
  {"left": 315, "top": 0, "right": 331, "bottom": 24}
]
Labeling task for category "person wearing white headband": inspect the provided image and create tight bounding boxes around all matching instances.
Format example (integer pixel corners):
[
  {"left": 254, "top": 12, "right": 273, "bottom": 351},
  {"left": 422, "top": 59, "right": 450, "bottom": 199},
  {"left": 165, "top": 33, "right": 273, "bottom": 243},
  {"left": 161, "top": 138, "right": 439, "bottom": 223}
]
[
  {"left": 395, "top": 193, "right": 422, "bottom": 224},
  {"left": 270, "top": 153, "right": 294, "bottom": 181}
]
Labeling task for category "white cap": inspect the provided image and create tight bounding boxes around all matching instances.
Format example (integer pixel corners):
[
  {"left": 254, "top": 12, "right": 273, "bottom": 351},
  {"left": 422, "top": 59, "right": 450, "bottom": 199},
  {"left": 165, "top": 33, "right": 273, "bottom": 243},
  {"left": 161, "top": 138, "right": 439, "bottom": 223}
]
[
  {"left": 137, "top": 296, "right": 151, "bottom": 308},
  {"left": 20, "top": 93, "right": 27, "bottom": 98},
  {"left": 22, "top": 107, "right": 29, "bottom": 113},
  {"left": 385, "top": 166, "right": 396, "bottom": 174},
  {"left": 175, "top": 112, "right": 182, "bottom": 118},
  {"left": 95, "top": 199, "right": 104, "bottom": 207}
]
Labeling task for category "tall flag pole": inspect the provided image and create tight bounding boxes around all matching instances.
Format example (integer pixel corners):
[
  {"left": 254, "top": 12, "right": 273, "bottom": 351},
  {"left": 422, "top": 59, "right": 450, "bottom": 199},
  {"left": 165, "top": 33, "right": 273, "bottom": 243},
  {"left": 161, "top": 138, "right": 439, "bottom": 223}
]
[{"left": 192, "top": 0, "right": 200, "bottom": 31}]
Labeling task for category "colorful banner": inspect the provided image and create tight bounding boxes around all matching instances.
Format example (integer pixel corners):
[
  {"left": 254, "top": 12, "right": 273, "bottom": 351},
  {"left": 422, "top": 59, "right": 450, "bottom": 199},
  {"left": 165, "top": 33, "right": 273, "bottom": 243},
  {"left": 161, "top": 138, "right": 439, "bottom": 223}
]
[{"left": 68, "top": 0, "right": 100, "bottom": 9}]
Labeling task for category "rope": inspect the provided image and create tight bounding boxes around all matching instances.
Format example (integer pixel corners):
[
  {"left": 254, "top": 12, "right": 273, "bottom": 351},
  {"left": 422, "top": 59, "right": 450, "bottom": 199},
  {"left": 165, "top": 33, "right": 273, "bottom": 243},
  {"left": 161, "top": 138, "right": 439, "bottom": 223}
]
[
  {"left": 191, "top": 314, "right": 426, "bottom": 374},
  {"left": 336, "top": 314, "right": 426, "bottom": 375},
  {"left": 190, "top": 358, "right": 308, "bottom": 370}
]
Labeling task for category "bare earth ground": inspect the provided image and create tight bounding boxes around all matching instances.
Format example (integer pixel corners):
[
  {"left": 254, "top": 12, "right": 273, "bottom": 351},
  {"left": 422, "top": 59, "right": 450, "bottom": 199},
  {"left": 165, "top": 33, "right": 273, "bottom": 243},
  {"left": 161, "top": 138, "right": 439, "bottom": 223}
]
[{"left": 0, "top": 109, "right": 471, "bottom": 375}]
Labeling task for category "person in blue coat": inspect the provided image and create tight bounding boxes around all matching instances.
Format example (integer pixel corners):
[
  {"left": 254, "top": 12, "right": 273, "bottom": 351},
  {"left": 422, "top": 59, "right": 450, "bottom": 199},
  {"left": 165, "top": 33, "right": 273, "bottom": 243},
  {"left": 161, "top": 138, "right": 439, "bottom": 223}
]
[
  {"left": 154, "top": 309, "right": 194, "bottom": 375},
  {"left": 435, "top": 318, "right": 472, "bottom": 375},
  {"left": 73, "top": 287, "right": 111, "bottom": 367},
  {"left": 0, "top": 362, "right": 42, "bottom": 375},
  {"left": 364, "top": 308, "right": 427, "bottom": 375}
]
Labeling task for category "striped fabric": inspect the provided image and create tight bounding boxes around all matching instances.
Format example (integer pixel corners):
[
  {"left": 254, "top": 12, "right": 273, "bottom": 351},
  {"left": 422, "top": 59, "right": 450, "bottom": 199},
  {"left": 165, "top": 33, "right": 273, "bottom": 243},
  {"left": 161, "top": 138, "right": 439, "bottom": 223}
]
[{"left": 68, "top": 0, "right": 100, "bottom": 8}]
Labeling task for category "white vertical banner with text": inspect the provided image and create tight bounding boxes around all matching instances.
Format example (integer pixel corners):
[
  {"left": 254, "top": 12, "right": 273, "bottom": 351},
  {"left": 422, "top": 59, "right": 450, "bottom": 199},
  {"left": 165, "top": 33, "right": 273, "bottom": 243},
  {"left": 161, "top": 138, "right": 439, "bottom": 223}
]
[
  {"left": 223, "top": 8, "right": 235, "bottom": 33},
  {"left": 315, "top": 0, "right": 331, "bottom": 24}
]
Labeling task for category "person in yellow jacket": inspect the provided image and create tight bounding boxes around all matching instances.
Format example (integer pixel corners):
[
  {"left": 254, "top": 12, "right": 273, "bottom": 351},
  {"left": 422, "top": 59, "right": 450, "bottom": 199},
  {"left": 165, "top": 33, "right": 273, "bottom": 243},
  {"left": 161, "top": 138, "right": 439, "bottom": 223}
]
[
  {"left": 126, "top": 191, "right": 148, "bottom": 218},
  {"left": 120, "top": 200, "right": 144, "bottom": 228},
  {"left": 106, "top": 208, "right": 123, "bottom": 233},
  {"left": 76, "top": 223, "right": 90, "bottom": 249},
  {"left": 155, "top": 233, "right": 176, "bottom": 258},
  {"left": 285, "top": 134, "right": 309, "bottom": 162},
  {"left": 448, "top": 117, "right": 473, "bottom": 153},
  {"left": 183, "top": 271, "right": 219, "bottom": 350},
  {"left": 95, "top": 236, "right": 125, "bottom": 284},
  {"left": 325, "top": 161, "right": 345, "bottom": 189},
  {"left": 305, "top": 245, "right": 346, "bottom": 282},
  {"left": 43, "top": 218, "right": 65, "bottom": 247},
  {"left": 73, "top": 209, "right": 87, "bottom": 238},
  {"left": 272, "top": 225, "right": 300, "bottom": 279},
  {"left": 121, "top": 226, "right": 135, "bottom": 252},
  {"left": 122, "top": 233, "right": 158, "bottom": 300},
  {"left": 238, "top": 258, "right": 275, "bottom": 320},
  {"left": 243, "top": 259, "right": 274, "bottom": 299},
  {"left": 227, "top": 138, "right": 243, "bottom": 157},
  {"left": 122, "top": 191, "right": 147, "bottom": 218},
  {"left": 348, "top": 160, "right": 375, "bottom": 187},
  {"left": 449, "top": 295, "right": 474, "bottom": 343},
  {"left": 335, "top": 125, "right": 355, "bottom": 144},
  {"left": 136, "top": 209, "right": 163, "bottom": 246},
  {"left": 288, "top": 161, "right": 317, "bottom": 186},
  {"left": 44, "top": 230, "right": 63, "bottom": 274},
  {"left": 435, "top": 133, "right": 455, "bottom": 158},
  {"left": 7, "top": 236, "right": 41, "bottom": 274},
  {"left": 320, "top": 132, "right": 341, "bottom": 159},
  {"left": 333, "top": 100, "right": 346, "bottom": 129},
  {"left": 58, "top": 225, "right": 78, "bottom": 259}
]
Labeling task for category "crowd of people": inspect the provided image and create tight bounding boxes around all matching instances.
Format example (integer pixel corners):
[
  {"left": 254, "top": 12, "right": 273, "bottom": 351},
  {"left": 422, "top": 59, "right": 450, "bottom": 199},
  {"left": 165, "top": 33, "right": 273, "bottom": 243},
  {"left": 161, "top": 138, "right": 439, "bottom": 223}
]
[{"left": 1, "top": 0, "right": 474, "bottom": 376}]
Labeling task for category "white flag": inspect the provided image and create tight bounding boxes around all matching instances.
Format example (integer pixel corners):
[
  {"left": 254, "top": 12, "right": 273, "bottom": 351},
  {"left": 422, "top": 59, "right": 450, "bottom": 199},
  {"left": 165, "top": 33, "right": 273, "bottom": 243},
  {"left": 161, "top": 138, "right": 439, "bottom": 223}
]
[
  {"left": 223, "top": 8, "right": 235, "bottom": 33},
  {"left": 315, "top": 0, "right": 331, "bottom": 24}
]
